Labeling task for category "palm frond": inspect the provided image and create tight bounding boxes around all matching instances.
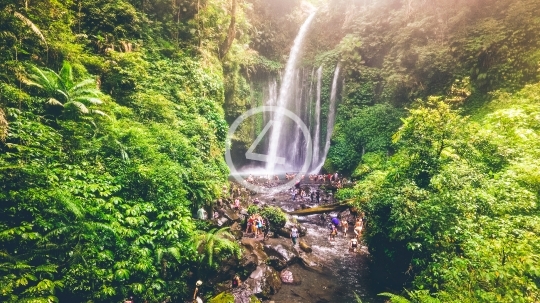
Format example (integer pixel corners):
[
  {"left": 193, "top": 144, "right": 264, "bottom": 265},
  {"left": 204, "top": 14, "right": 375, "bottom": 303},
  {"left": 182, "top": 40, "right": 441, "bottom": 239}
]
[
  {"left": 59, "top": 61, "right": 73, "bottom": 89},
  {"left": 70, "top": 79, "right": 96, "bottom": 92},
  {"left": 61, "top": 199, "right": 83, "bottom": 218},
  {"left": 55, "top": 89, "right": 69, "bottom": 102},
  {"left": 0, "top": 108, "right": 7, "bottom": 141},
  {"left": 13, "top": 12, "right": 47, "bottom": 46},
  {"left": 168, "top": 247, "right": 182, "bottom": 262},
  {"left": 73, "top": 96, "right": 103, "bottom": 105},
  {"left": 66, "top": 101, "right": 89, "bottom": 114},
  {"left": 91, "top": 109, "right": 108, "bottom": 117},
  {"left": 46, "top": 98, "right": 63, "bottom": 107},
  {"left": 18, "top": 74, "right": 42, "bottom": 88},
  {"left": 42, "top": 226, "right": 72, "bottom": 241},
  {"left": 0, "top": 251, "right": 17, "bottom": 262},
  {"left": 378, "top": 292, "right": 412, "bottom": 303},
  {"left": 156, "top": 248, "right": 164, "bottom": 263},
  {"left": 25, "top": 65, "right": 54, "bottom": 91},
  {"left": 34, "top": 264, "right": 57, "bottom": 273},
  {"left": 83, "top": 222, "right": 116, "bottom": 235}
]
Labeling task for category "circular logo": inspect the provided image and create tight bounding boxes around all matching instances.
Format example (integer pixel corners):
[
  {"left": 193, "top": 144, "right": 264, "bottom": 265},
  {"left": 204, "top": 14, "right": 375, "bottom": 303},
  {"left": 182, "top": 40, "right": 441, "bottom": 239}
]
[{"left": 225, "top": 106, "right": 313, "bottom": 194}]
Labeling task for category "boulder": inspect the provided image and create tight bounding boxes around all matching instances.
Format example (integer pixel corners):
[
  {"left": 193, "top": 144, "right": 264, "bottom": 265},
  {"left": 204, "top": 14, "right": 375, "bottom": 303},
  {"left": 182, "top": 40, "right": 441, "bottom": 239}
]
[
  {"left": 240, "top": 238, "right": 268, "bottom": 270},
  {"left": 266, "top": 256, "right": 287, "bottom": 271},
  {"left": 208, "top": 283, "right": 261, "bottom": 303},
  {"left": 245, "top": 265, "right": 281, "bottom": 299},
  {"left": 263, "top": 244, "right": 299, "bottom": 266},
  {"left": 231, "top": 222, "right": 242, "bottom": 231},
  {"left": 298, "top": 254, "right": 321, "bottom": 272},
  {"left": 223, "top": 208, "right": 240, "bottom": 222},
  {"left": 276, "top": 227, "right": 291, "bottom": 238},
  {"left": 279, "top": 269, "right": 302, "bottom": 285},
  {"left": 280, "top": 269, "right": 293, "bottom": 284},
  {"left": 284, "top": 223, "right": 307, "bottom": 237},
  {"left": 230, "top": 223, "right": 243, "bottom": 240},
  {"left": 280, "top": 269, "right": 301, "bottom": 285},
  {"left": 231, "top": 229, "right": 243, "bottom": 240},
  {"left": 216, "top": 216, "right": 229, "bottom": 227},
  {"left": 297, "top": 224, "right": 308, "bottom": 237}
]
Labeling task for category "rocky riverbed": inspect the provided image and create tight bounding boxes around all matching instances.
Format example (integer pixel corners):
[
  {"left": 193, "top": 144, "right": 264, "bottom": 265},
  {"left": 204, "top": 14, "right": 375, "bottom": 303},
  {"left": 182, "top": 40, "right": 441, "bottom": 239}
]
[{"left": 207, "top": 179, "right": 384, "bottom": 303}]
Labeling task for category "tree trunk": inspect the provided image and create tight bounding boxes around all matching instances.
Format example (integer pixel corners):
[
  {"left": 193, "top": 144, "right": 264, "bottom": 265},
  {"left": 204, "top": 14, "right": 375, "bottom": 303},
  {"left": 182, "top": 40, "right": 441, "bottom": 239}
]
[
  {"left": 219, "top": 0, "right": 237, "bottom": 60},
  {"left": 288, "top": 200, "right": 352, "bottom": 216}
]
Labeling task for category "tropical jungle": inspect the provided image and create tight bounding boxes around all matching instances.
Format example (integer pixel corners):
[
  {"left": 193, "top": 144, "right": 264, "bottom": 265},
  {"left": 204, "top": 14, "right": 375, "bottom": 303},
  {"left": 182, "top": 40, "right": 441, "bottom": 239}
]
[{"left": 0, "top": 0, "right": 539, "bottom": 302}]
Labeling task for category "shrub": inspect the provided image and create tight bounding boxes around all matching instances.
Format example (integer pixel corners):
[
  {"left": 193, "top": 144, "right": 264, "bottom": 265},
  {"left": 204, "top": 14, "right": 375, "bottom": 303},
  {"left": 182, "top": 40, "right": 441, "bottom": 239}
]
[{"left": 260, "top": 205, "right": 287, "bottom": 228}]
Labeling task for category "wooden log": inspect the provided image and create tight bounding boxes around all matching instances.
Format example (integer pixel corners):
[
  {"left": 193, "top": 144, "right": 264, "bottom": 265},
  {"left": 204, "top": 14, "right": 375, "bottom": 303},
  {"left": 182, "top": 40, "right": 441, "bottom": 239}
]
[
  {"left": 288, "top": 201, "right": 351, "bottom": 216},
  {"left": 299, "top": 240, "right": 312, "bottom": 253}
]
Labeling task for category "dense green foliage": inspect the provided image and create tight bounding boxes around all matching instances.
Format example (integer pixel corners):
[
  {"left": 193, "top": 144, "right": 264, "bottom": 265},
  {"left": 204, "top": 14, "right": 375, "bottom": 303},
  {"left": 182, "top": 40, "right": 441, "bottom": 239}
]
[
  {"left": 0, "top": 0, "right": 251, "bottom": 302},
  {"left": 311, "top": 0, "right": 540, "bottom": 174},
  {"left": 311, "top": 0, "right": 540, "bottom": 301},
  {"left": 2, "top": 0, "right": 540, "bottom": 302},
  {"left": 350, "top": 87, "right": 540, "bottom": 302},
  {"left": 246, "top": 205, "right": 287, "bottom": 229}
]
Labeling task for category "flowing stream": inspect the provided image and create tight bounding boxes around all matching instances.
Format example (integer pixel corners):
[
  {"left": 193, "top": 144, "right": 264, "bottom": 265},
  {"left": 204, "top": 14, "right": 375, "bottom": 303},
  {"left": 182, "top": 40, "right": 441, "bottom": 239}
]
[{"left": 249, "top": 182, "right": 383, "bottom": 303}]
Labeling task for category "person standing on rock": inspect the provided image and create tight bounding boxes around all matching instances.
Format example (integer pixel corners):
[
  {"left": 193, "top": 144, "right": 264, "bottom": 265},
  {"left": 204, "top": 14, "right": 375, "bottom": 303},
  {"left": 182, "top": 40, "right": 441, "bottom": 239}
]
[
  {"left": 331, "top": 217, "right": 340, "bottom": 229},
  {"left": 246, "top": 215, "right": 254, "bottom": 234},
  {"left": 232, "top": 274, "right": 241, "bottom": 288},
  {"left": 329, "top": 224, "right": 337, "bottom": 241},
  {"left": 197, "top": 207, "right": 207, "bottom": 220},
  {"left": 349, "top": 237, "right": 359, "bottom": 252},
  {"left": 233, "top": 198, "right": 240, "bottom": 211},
  {"left": 290, "top": 225, "right": 299, "bottom": 246},
  {"left": 342, "top": 219, "right": 349, "bottom": 237},
  {"left": 354, "top": 217, "right": 363, "bottom": 238},
  {"left": 263, "top": 217, "right": 271, "bottom": 240}
]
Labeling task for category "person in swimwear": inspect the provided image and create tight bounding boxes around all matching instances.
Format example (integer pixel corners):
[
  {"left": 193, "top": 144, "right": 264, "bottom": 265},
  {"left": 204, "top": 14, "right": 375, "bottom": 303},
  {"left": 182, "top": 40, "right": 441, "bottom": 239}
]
[
  {"left": 354, "top": 217, "right": 363, "bottom": 238},
  {"left": 349, "top": 237, "right": 359, "bottom": 252}
]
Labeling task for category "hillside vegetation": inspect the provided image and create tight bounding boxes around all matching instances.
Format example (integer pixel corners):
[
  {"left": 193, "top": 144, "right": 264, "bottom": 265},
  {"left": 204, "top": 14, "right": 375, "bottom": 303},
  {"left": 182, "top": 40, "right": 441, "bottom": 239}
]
[
  {"left": 311, "top": 0, "right": 540, "bottom": 301},
  {"left": 1, "top": 0, "right": 539, "bottom": 302},
  {"left": 0, "top": 0, "right": 248, "bottom": 302}
]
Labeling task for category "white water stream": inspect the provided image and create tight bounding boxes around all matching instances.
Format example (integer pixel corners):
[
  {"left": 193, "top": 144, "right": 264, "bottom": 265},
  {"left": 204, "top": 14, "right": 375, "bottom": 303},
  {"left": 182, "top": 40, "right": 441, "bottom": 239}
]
[
  {"left": 314, "top": 63, "right": 340, "bottom": 173},
  {"left": 312, "top": 65, "right": 323, "bottom": 168},
  {"left": 266, "top": 10, "right": 317, "bottom": 173}
]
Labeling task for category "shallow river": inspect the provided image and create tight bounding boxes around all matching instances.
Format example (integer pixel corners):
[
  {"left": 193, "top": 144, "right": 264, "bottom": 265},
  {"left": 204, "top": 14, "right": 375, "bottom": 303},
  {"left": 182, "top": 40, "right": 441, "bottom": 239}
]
[{"left": 250, "top": 185, "right": 384, "bottom": 303}]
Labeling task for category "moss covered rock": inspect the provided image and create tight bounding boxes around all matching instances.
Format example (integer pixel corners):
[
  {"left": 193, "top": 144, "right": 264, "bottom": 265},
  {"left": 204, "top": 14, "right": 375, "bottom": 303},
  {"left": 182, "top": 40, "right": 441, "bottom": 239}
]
[{"left": 208, "top": 284, "right": 261, "bottom": 303}]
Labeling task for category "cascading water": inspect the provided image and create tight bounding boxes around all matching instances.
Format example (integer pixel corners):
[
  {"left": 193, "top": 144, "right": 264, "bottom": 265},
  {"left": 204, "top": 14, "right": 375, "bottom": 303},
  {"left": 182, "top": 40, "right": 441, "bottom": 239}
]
[
  {"left": 263, "top": 79, "right": 278, "bottom": 149},
  {"left": 241, "top": 5, "right": 341, "bottom": 175},
  {"left": 314, "top": 63, "right": 340, "bottom": 172},
  {"left": 311, "top": 65, "right": 323, "bottom": 168},
  {"left": 266, "top": 9, "right": 317, "bottom": 173}
]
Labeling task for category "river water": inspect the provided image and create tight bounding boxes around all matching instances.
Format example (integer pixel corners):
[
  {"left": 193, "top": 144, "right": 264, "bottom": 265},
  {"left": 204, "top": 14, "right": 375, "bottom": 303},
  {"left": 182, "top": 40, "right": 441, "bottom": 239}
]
[{"left": 244, "top": 180, "right": 384, "bottom": 303}]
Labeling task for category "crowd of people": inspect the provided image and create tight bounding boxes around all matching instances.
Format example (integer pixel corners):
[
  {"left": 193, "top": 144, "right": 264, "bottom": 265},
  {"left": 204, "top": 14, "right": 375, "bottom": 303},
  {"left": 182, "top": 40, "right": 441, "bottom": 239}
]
[
  {"left": 320, "top": 212, "right": 366, "bottom": 252},
  {"left": 245, "top": 213, "right": 270, "bottom": 240}
]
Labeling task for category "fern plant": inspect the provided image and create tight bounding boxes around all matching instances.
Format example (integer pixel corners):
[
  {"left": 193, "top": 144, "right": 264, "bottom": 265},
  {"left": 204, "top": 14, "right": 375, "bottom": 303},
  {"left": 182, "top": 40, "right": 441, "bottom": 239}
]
[
  {"left": 22, "top": 61, "right": 105, "bottom": 117},
  {"left": 193, "top": 227, "right": 241, "bottom": 269}
]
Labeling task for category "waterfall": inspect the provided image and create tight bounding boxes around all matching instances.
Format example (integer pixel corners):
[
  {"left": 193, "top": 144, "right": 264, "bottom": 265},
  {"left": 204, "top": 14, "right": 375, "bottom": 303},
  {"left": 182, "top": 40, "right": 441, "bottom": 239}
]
[
  {"left": 266, "top": 10, "right": 317, "bottom": 172},
  {"left": 308, "top": 67, "right": 315, "bottom": 133},
  {"left": 312, "top": 65, "right": 323, "bottom": 168},
  {"left": 264, "top": 79, "right": 278, "bottom": 149},
  {"left": 314, "top": 63, "right": 340, "bottom": 173},
  {"left": 290, "top": 69, "right": 302, "bottom": 165}
]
